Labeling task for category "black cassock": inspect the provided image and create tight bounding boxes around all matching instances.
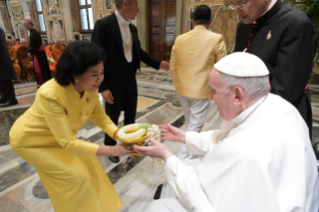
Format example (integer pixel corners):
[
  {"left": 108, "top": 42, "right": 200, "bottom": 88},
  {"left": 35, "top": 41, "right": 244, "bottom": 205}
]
[
  {"left": 29, "top": 29, "right": 51, "bottom": 85},
  {"left": 0, "top": 27, "right": 16, "bottom": 102},
  {"left": 235, "top": 0, "right": 314, "bottom": 137}
]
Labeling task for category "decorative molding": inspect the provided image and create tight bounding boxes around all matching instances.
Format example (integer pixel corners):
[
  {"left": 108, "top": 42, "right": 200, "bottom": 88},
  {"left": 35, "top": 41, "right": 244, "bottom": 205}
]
[
  {"left": 49, "top": 18, "right": 65, "bottom": 41},
  {"left": 9, "top": 2, "right": 24, "bottom": 22},
  {"left": 45, "top": 0, "right": 62, "bottom": 17},
  {"left": 105, "top": 0, "right": 115, "bottom": 10}
]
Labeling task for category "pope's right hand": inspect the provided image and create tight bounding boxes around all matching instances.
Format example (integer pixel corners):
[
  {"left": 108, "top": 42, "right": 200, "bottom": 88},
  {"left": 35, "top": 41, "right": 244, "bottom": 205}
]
[
  {"left": 102, "top": 89, "right": 114, "bottom": 104},
  {"left": 159, "top": 123, "right": 185, "bottom": 143}
]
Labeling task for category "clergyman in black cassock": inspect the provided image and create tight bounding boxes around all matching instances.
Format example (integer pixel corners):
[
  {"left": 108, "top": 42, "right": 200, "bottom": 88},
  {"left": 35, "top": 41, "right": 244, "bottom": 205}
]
[
  {"left": 91, "top": 13, "right": 162, "bottom": 148},
  {"left": 234, "top": 0, "right": 314, "bottom": 138},
  {"left": 24, "top": 20, "right": 51, "bottom": 85},
  {"left": 0, "top": 27, "right": 18, "bottom": 107}
]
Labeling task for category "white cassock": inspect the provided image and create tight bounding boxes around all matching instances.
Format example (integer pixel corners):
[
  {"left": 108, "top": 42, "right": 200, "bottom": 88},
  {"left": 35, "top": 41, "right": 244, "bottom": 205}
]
[{"left": 146, "top": 93, "right": 319, "bottom": 212}]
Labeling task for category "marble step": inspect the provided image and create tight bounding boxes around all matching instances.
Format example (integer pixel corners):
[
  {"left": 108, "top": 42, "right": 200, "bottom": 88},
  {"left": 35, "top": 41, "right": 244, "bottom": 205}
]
[{"left": 14, "top": 82, "right": 37, "bottom": 97}]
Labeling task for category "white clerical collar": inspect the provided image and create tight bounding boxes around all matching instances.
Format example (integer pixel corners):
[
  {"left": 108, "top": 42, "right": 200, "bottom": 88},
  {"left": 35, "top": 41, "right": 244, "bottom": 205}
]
[
  {"left": 253, "top": 0, "right": 277, "bottom": 23},
  {"left": 232, "top": 94, "right": 267, "bottom": 127},
  {"left": 115, "top": 10, "right": 131, "bottom": 26}
]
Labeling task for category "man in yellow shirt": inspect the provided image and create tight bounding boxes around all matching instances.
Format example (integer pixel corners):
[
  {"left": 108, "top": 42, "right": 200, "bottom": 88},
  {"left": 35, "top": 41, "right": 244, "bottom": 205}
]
[{"left": 170, "top": 5, "right": 227, "bottom": 159}]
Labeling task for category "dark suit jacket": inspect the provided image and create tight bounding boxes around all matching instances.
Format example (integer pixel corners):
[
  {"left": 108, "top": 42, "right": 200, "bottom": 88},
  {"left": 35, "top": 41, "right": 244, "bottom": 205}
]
[
  {"left": 91, "top": 13, "right": 161, "bottom": 93},
  {"left": 0, "top": 27, "right": 15, "bottom": 82},
  {"left": 235, "top": 0, "right": 314, "bottom": 135}
]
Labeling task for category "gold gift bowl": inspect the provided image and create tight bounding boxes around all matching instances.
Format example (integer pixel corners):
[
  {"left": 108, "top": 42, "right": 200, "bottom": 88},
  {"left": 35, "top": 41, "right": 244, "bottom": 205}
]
[{"left": 114, "top": 127, "right": 149, "bottom": 156}]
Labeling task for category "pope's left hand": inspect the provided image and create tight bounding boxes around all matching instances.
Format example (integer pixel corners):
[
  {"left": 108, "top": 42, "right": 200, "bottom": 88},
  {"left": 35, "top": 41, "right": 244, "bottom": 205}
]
[
  {"left": 160, "top": 61, "right": 170, "bottom": 71},
  {"left": 133, "top": 135, "right": 172, "bottom": 161}
]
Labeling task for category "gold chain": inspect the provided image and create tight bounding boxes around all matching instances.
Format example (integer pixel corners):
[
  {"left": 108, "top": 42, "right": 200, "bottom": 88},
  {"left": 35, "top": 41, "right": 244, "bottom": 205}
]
[{"left": 123, "top": 34, "right": 134, "bottom": 50}]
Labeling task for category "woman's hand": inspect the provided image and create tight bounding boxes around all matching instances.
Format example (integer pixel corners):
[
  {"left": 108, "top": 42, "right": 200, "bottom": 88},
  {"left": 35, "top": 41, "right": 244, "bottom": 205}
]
[
  {"left": 96, "top": 143, "right": 137, "bottom": 156},
  {"left": 111, "top": 143, "right": 137, "bottom": 156},
  {"left": 159, "top": 123, "right": 186, "bottom": 143}
]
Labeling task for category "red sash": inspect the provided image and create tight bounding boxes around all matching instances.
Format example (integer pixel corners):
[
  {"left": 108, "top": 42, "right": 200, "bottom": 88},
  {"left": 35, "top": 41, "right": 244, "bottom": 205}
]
[{"left": 29, "top": 45, "right": 45, "bottom": 84}]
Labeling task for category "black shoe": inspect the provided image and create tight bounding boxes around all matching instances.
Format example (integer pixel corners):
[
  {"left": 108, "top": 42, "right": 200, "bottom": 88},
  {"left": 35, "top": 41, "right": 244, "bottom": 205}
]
[
  {"left": 0, "top": 98, "right": 18, "bottom": 107},
  {"left": 108, "top": 156, "right": 120, "bottom": 163},
  {"left": 154, "top": 184, "right": 163, "bottom": 200},
  {"left": 0, "top": 97, "right": 8, "bottom": 104}
]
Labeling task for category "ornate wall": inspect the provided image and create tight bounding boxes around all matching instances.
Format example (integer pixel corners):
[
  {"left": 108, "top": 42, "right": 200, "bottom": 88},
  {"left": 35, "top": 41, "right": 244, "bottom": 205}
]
[
  {"left": 0, "top": 0, "right": 30, "bottom": 39},
  {"left": 94, "top": 0, "right": 116, "bottom": 20},
  {"left": 185, "top": 0, "right": 239, "bottom": 54},
  {"left": 0, "top": 0, "right": 85, "bottom": 41},
  {"left": 0, "top": 0, "right": 239, "bottom": 55}
]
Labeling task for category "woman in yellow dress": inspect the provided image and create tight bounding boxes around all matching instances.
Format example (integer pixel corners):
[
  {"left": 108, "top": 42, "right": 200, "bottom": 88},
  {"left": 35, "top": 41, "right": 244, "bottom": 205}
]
[{"left": 10, "top": 41, "right": 136, "bottom": 212}]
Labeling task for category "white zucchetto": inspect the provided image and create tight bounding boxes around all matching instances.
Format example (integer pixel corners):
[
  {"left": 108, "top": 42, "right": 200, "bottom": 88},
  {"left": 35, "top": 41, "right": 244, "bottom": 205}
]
[{"left": 214, "top": 52, "right": 269, "bottom": 77}]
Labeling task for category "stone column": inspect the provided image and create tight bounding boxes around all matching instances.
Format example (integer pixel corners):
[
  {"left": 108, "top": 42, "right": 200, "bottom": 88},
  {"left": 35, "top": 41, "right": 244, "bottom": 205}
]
[
  {"left": 0, "top": 9, "right": 5, "bottom": 30},
  {"left": 40, "top": 0, "right": 51, "bottom": 40},
  {"left": 136, "top": 0, "right": 147, "bottom": 51},
  {"left": 136, "top": 0, "right": 147, "bottom": 67},
  {"left": 61, "top": 0, "right": 73, "bottom": 40},
  {"left": 175, "top": 0, "right": 185, "bottom": 37},
  {"left": 91, "top": 0, "right": 97, "bottom": 23}
]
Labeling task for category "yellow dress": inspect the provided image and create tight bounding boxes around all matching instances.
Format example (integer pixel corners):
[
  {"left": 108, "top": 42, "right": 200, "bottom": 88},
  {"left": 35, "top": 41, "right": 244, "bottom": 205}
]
[{"left": 10, "top": 79, "right": 122, "bottom": 212}]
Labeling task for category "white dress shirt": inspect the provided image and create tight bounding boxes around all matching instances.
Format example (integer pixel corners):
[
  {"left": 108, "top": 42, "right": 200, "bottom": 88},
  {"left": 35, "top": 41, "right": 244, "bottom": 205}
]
[{"left": 115, "top": 10, "right": 132, "bottom": 62}]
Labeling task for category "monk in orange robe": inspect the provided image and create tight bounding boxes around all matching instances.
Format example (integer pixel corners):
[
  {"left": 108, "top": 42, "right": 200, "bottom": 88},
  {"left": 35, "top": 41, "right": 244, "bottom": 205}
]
[
  {"left": 46, "top": 40, "right": 55, "bottom": 51},
  {"left": 61, "top": 39, "right": 66, "bottom": 48},
  {"left": 12, "top": 39, "right": 20, "bottom": 49},
  {"left": 51, "top": 40, "right": 65, "bottom": 65},
  {"left": 7, "top": 40, "right": 22, "bottom": 83},
  {"left": 17, "top": 39, "right": 35, "bottom": 82},
  {"left": 45, "top": 43, "right": 56, "bottom": 73}
]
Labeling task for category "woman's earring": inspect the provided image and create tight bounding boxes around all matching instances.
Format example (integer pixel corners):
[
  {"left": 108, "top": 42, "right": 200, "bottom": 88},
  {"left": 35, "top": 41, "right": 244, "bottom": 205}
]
[{"left": 75, "top": 78, "right": 79, "bottom": 83}]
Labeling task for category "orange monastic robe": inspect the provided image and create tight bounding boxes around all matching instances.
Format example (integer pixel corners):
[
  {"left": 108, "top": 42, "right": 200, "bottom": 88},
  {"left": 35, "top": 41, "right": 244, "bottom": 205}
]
[
  {"left": 45, "top": 46, "right": 56, "bottom": 72},
  {"left": 17, "top": 46, "right": 35, "bottom": 80},
  {"left": 14, "top": 44, "right": 20, "bottom": 49},
  {"left": 7, "top": 45, "right": 21, "bottom": 75},
  {"left": 51, "top": 45, "right": 65, "bottom": 65}
]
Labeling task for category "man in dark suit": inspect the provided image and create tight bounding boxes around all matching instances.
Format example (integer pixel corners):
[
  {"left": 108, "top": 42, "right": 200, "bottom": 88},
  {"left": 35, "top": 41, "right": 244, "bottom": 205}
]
[
  {"left": 0, "top": 27, "right": 18, "bottom": 107},
  {"left": 232, "top": 0, "right": 314, "bottom": 139},
  {"left": 91, "top": 0, "right": 169, "bottom": 163}
]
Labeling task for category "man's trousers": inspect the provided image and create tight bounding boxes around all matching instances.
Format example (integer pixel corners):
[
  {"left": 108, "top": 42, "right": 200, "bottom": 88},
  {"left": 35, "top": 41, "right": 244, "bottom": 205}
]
[{"left": 177, "top": 95, "right": 210, "bottom": 159}]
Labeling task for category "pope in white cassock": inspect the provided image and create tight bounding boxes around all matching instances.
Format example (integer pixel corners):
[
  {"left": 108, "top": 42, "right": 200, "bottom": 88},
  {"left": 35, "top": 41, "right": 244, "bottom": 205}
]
[{"left": 134, "top": 52, "right": 319, "bottom": 212}]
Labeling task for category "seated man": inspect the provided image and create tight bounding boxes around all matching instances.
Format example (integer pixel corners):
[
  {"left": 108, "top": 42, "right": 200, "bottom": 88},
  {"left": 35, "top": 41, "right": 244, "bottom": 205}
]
[
  {"left": 44, "top": 43, "right": 56, "bottom": 73},
  {"left": 61, "top": 39, "right": 66, "bottom": 47},
  {"left": 17, "top": 39, "right": 35, "bottom": 82},
  {"left": 51, "top": 40, "right": 65, "bottom": 65},
  {"left": 46, "top": 40, "right": 55, "bottom": 51},
  {"left": 12, "top": 39, "right": 20, "bottom": 48},
  {"left": 7, "top": 39, "right": 21, "bottom": 83},
  {"left": 135, "top": 52, "right": 319, "bottom": 212}
]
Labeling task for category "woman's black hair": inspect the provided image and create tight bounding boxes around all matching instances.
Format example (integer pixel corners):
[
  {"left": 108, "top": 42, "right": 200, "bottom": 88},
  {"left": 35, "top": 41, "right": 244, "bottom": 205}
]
[{"left": 54, "top": 41, "right": 106, "bottom": 86}]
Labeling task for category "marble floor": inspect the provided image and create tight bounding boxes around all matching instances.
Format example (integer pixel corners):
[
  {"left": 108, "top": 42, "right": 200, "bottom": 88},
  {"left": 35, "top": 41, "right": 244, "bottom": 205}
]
[{"left": 0, "top": 69, "right": 319, "bottom": 212}]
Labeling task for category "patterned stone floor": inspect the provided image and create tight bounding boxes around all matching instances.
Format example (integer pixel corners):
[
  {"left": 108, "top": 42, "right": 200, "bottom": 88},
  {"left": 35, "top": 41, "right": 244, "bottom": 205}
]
[{"left": 0, "top": 69, "right": 319, "bottom": 211}]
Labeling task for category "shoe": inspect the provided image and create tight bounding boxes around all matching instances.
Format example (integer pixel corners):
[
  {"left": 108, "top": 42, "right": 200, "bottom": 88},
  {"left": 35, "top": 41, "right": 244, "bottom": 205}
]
[
  {"left": 108, "top": 156, "right": 120, "bottom": 163},
  {"left": 154, "top": 184, "right": 163, "bottom": 200},
  {"left": 0, "top": 98, "right": 18, "bottom": 107},
  {"left": 0, "top": 97, "right": 8, "bottom": 104}
]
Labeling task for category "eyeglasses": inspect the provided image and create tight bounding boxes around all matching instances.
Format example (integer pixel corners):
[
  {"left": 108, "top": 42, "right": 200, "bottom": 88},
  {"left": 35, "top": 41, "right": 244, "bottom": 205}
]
[{"left": 227, "top": 0, "right": 251, "bottom": 10}]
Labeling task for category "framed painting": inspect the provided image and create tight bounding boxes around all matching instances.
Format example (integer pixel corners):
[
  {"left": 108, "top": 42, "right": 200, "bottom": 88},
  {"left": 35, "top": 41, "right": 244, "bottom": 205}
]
[{"left": 46, "top": 0, "right": 62, "bottom": 17}]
